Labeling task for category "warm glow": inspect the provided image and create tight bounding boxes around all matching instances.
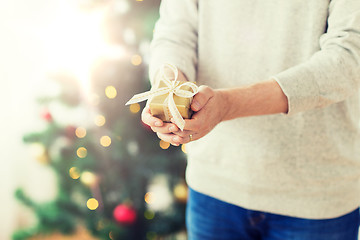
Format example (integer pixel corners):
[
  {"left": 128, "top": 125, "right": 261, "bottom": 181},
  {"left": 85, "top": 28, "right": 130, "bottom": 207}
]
[
  {"left": 144, "top": 192, "right": 154, "bottom": 204},
  {"left": 69, "top": 167, "right": 80, "bottom": 179},
  {"left": 100, "top": 136, "right": 112, "bottom": 147},
  {"left": 77, "top": 147, "right": 88, "bottom": 158},
  {"left": 129, "top": 103, "right": 141, "bottom": 113},
  {"left": 87, "top": 198, "right": 99, "bottom": 210},
  {"left": 174, "top": 183, "right": 188, "bottom": 201},
  {"left": 105, "top": 85, "right": 117, "bottom": 99},
  {"left": 159, "top": 140, "right": 170, "bottom": 150},
  {"left": 131, "top": 54, "right": 142, "bottom": 66},
  {"left": 42, "top": 3, "right": 127, "bottom": 98},
  {"left": 75, "top": 127, "right": 87, "bottom": 138},
  {"left": 95, "top": 115, "right": 106, "bottom": 126},
  {"left": 181, "top": 144, "right": 187, "bottom": 153},
  {"left": 81, "top": 171, "right": 97, "bottom": 187}
]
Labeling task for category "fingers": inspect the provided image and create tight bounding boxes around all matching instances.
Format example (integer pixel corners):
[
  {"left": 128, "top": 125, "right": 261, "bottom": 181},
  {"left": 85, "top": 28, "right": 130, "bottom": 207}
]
[
  {"left": 151, "top": 123, "right": 179, "bottom": 134},
  {"left": 157, "top": 133, "right": 180, "bottom": 146},
  {"left": 142, "top": 83, "right": 213, "bottom": 144},
  {"left": 157, "top": 132, "right": 195, "bottom": 146},
  {"left": 191, "top": 85, "right": 214, "bottom": 112},
  {"left": 172, "top": 129, "right": 192, "bottom": 138},
  {"left": 177, "top": 118, "right": 200, "bottom": 132},
  {"left": 142, "top": 106, "right": 180, "bottom": 134},
  {"left": 155, "top": 119, "right": 195, "bottom": 145},
  {"left": 169, "top": 116, "right": 200, "bottom": 132},
  {"left": 141, "top": 106, "right": 163, "bottom": 127}
]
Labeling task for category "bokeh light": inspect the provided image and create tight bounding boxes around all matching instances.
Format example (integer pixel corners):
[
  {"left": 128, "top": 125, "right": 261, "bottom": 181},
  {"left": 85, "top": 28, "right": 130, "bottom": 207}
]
[
  {"left": 77, "top": 147, "right": 87, "bottom": 158},
  {"left": 174, "top": 183, "right": 188, "bottom": 202},
  {"left": 129, "top": 103, "right": 141, "bottom": 113},
  {"left": 75, "top": 127, "right": 87, "bottom": 138},
  {"left": 144, "top": 192, "right": 154, "bottom": 204},
  {"left": 95, "top": 115, "right": 106, "bottom": 126},
  {"left": 81, "top": 171, "right": 97, "bottom": 187},
  {"left": 181, "top": 144, "right": 187, "bottom": 153},
  {"left": 105, "top": 86, "right": 117, "bottom": 99},
  {"left": 100, "top": 136, "right": 112, "bottom": 147},
  {"left": 69, "top": 167, "right": 80, "bottom": 179},
  {"left": 87, "top": 198, "right": 99, "bottom": 210},
  {"left": 159, "top": 140, "right": 170, "bottom": 150},
  {"left": 131, "top": 54, "right": 142, "bottom": 66}
]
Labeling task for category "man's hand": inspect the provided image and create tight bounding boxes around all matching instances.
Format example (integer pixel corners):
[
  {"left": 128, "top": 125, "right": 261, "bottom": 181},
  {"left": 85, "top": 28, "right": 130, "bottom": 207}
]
[
  {"left": 168, "top": 86, "right": 228, "bottom": 145},
  {"left": 141, "top": 106, "right": 181, "bottom": 145},
  {"left": 141, "top": 85, "right": 228, "bottom": 146}
]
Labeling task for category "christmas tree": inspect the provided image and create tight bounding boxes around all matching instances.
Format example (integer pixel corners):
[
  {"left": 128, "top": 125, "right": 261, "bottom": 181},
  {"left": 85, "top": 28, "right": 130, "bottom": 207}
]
[{"left": 13, "top": 1, "right": 188, "bottom": 239}]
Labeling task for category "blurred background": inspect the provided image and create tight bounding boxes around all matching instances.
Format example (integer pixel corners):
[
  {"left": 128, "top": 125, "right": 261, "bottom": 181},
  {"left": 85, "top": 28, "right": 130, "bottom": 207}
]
[{"left": 0, "top": 0, "right": 189, "bottom": 239}]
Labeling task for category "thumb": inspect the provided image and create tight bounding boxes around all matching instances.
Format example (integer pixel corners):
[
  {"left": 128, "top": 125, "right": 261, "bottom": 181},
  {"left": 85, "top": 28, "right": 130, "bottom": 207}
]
[{"left": 191, "top": 85, "right": 214, "bottom": 112}]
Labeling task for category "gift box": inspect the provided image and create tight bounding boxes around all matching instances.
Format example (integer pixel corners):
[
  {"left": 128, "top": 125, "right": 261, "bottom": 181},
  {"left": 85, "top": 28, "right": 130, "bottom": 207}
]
[
  {"left": 125, "top": 63, "right": 198, "bottom": 130},
  {"left": 149, "top": 79, "right": 195, "bottom": 122}
]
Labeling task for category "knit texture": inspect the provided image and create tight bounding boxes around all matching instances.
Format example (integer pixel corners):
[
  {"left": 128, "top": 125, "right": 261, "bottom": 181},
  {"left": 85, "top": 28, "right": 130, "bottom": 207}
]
[{"left": 149, "top": 0, "right": 360, "bottom": 219}]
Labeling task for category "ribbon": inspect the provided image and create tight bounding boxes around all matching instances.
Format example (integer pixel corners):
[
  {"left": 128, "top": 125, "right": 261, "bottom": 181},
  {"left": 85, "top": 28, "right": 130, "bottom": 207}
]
[{"left": 125, "top": 63, "right": 198, "bottom": 131}]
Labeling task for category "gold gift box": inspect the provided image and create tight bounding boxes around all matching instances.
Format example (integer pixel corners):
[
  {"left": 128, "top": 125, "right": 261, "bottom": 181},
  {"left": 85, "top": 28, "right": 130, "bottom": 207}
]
[{"left": 149, "top": 80, "right": 196, "bottom": 122}]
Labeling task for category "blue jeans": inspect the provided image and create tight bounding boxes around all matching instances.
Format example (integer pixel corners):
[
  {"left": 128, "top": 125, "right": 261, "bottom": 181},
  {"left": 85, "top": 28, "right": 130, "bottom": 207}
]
[{"left": 186, "top": 187, "right": 360, "bottom": 240}]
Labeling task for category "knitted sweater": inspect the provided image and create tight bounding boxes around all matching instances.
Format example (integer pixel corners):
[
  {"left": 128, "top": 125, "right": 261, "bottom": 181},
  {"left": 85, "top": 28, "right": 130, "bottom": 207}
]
[{"left": 148, "top": 0, "right": 360, "bottom": 219}]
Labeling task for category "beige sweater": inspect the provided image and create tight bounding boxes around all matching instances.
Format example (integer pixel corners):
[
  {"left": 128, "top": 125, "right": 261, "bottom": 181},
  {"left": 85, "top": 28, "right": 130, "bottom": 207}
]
[{"left": 149, "top": 0, "right": 360, "bottom": 219}]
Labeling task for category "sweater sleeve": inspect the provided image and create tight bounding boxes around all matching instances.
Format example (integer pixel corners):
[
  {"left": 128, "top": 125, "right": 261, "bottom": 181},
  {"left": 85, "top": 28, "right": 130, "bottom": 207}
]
[
  {"left": 148, "top": 0, "right": 198, "bottom": 85},
  {"left": 272, "top": 0, "right": 360, "bottom": 115}
]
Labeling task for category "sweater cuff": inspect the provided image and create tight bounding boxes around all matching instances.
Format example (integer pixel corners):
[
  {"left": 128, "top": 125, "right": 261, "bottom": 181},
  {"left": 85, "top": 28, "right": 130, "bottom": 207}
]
[{"left": 272, "top": 64, "right": 320, "bottom": 116}]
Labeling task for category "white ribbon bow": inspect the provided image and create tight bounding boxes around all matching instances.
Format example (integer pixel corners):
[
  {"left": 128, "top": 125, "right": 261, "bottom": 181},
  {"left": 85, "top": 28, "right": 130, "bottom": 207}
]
[{"left": 125, "top": 63, "right": 198, "bottom": 131}]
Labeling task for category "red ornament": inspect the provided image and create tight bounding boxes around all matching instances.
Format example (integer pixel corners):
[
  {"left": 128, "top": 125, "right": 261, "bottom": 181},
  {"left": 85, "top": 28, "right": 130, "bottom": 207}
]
[
  {"left": 113, "top": 204, "right": 137, "bottom": 225},
  {"left": 41, "top": 110, "right": 53, "bottom": 122}
]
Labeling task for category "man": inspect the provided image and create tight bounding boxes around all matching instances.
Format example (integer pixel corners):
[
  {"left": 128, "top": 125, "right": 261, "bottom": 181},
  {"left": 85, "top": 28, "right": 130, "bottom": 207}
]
[{"left": 142, "top": 0, "right": 360, "bottom": 239}]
